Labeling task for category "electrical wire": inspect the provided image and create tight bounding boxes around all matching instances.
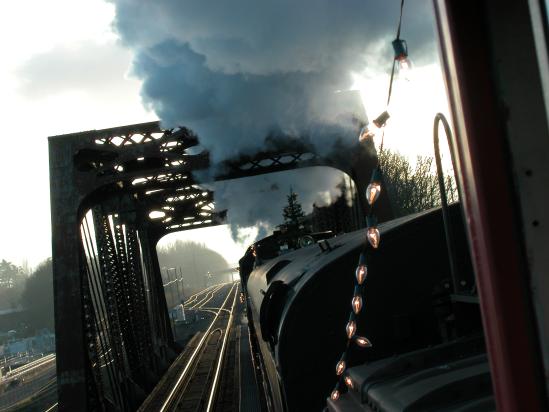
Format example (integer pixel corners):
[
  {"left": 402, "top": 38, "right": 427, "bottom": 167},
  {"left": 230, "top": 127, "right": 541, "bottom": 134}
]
[{"left": 329, "top": 0, "right": 407, "bottom": 403}]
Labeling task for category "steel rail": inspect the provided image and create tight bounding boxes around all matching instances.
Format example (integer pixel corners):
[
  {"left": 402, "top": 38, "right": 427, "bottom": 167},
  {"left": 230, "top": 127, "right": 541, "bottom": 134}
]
[
  {"left": 191, "top": 284, "right": 227, "bottom": 309},
  {"left": 199, "top": 309, "right": 219, "bottom": 315},
  {"left": 186, "top": 282, "right": 230, "bottom": 304},
  {"left": 191, "top": 287, "right": 220, "bottom": 309},
  {"left": 0, "top": 377, "right": 57, "bottom": 412},
  {"left": 198, "top": 307, "right": 231, "bottom": 314},
  {"left": 159, "top": 283, "right": 237, "bottom": 412},
  {"left": 205, "top": 283, "right": 239, "bottom": 411},
  {"left": 3, "top": 354, "right": 56, "bottom": 381},
  {"left": 171, "top": 328, "right": 224, "bottom": 408},
  {"left": 188, "top": 284, "right": 224, "bottom": 309},
  {"left": 44, "top": 402, "right": 58, "bottom": 412},
  {"left": 183, "top": 284, "right": 220, "bottom": 307},
  {"left": 195, "top": 287, "right": 224, "bottom": 309}
]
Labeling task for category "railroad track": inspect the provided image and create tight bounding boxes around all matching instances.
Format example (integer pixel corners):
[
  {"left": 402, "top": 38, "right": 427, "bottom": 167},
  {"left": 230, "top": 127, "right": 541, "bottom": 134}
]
[
  {"left": 1, "top": 354, "right": 55, "bottom": 382},
  {"left": 139, "top": 282, "right": 240, "bottom": 412},
  {"left": 188, "top": 284, "right": 229, "bottom": 310},
  {"left": 0, "top": 377, "right": 57, "bottom": 412},
  {"left": 183, "top": 284, "right": 222, "bottom": 308},
  {"left": 173, "top": 329, "right": 223, "bottom": 411}
]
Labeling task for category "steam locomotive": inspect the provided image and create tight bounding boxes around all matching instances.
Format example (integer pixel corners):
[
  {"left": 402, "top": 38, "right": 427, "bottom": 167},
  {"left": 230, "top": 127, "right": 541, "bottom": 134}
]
[{"left": 240, "top": 204, "right": 494, "bottom": 411}]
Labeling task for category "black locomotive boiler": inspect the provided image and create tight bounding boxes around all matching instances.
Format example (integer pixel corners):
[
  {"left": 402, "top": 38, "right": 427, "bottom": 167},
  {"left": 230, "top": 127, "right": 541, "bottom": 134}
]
[{"left": 240, "top": 204, "right": 493, "bottom": 411}]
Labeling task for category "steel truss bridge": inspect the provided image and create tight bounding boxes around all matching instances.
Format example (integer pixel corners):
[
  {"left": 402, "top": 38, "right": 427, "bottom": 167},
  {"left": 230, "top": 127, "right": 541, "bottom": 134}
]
[{"left": 48, "top": 121, "right": 388, "bottom": 410}]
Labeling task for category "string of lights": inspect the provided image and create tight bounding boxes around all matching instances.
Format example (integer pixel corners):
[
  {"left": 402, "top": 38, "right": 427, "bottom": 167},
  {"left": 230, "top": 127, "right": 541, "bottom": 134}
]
[{"left": 330, "top": 0, "right": 408, "bottom": 402}]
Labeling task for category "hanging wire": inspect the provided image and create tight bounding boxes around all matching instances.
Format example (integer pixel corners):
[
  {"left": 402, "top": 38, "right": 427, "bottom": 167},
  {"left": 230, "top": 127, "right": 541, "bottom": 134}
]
[
  {"left": 387, "top": 0, "right": 405, "bottom": 106},
  {"left": 383, "top": 0, "right": 405, "bottom": 146},
  {"left": 395, "top": 0, "right": 406, "bottom": 41},
  {"left": 329, "top": 0, "right": 407, "bottom": 404},
  {"left": 386, "top": 60, "right": 398, "bottom": 109},
  {"left": 378, "top": 129, "right": 386, "bottom": 159}
]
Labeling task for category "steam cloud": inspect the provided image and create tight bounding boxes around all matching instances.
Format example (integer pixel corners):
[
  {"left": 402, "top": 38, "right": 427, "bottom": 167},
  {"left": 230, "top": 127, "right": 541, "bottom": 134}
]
[
  {"left": 110, "top": 0, "right": 436, "bottom": 239},
  {"left": 212, "top": 167, "right": 351, "bottom": 242}
]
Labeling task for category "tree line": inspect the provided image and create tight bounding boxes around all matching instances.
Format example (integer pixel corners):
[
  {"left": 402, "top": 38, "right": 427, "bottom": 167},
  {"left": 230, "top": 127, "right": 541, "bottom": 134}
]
[
  {"left": 0, "top": 259, "right": 54, "bottom": 338},
  {"left": 379, "top": 150, "right": 458, "bottom": 218}
]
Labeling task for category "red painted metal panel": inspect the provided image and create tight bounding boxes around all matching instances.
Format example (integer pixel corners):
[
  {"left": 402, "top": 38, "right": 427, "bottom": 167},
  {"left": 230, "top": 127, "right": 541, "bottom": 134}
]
[{"left": 434, "top": 1, "right": 547, "bottom": 410}]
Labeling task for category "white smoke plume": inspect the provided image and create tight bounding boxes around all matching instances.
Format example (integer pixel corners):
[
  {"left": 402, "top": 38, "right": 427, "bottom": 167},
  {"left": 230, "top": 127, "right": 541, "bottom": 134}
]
[
  {"left": 110, "top": 0, "right": 435, "bottom": 158},
  {"left": 109, "top": 0, "right": 437, "bottom": 239},
  {"left": 212, "top": 167, "right": 350, "bottom": 241}
]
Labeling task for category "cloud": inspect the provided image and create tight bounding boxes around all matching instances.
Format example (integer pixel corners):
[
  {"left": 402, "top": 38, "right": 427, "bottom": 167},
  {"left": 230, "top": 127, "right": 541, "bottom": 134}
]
[
  {"left": 132, "top": 40, "right": 367, "bottom": 162},
  {"left": 106, "top": 0, "right": 441, "bottom": 241},
  {"left": 16, "top": 41, "right": 135, "bottom": 99},
  {"left": 213, "top": 166, "right": 350, "bottom": 240},
  {"left": 111, "top": 0, "right": 435, "bottom": 74},
  {"left": 109, "top": 0, "right": 437, "bottom": 162}
]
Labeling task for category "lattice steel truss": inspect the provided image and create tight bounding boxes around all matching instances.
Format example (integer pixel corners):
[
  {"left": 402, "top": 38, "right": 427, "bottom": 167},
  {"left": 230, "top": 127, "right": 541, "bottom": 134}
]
[{"left": 49, "top": 121, "right": 388, "bottom": 411}]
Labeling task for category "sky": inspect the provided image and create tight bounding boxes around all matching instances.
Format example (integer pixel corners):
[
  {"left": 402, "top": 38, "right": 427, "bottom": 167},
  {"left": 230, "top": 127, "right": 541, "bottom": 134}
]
[
  {"left": 0, "top": 1, "right": 151, "bottom": 269},
  {"left": 0, "top": 0, "right": 451, "bottom": 270}
]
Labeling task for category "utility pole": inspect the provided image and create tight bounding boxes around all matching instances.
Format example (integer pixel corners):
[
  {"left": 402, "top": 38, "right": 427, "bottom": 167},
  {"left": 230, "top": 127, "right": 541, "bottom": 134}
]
[
  {"left": 169, "top": 268, "right": 182, "bottom": 306},
  {"left": 191, "top": 249, "right": 200, "bottom": 288},
  {"left": 179, "top": 267, "right": 185, "bottom": 303},
  {"left": 165, "top": 268, "right": 175, "bottom": 309}
]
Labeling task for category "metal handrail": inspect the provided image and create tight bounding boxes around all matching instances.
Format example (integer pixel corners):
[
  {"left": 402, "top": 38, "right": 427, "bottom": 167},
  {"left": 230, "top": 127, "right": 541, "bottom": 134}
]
[{"left": 433, "top": 113, "right": 461, "bottom": 294}]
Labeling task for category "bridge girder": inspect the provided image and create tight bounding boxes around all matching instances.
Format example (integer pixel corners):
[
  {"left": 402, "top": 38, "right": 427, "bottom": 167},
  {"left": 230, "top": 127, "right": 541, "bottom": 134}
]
[{"left": 49, "top": 120, "right": 387, "bottom": 411}]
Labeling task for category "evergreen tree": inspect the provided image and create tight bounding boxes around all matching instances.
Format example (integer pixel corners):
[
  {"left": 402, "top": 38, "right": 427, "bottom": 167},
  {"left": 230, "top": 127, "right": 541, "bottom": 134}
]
[{"left": 282, "top": 188, "right": 305, "bottom": 232}]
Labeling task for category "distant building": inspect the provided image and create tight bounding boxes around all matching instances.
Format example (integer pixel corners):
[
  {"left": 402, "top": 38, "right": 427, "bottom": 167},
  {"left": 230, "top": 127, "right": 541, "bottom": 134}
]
[
  {"left": 170, "top": 306, "right": 199, "bottom": 325},
  {"left": 0, "top": 329, "right": 55, "bottom": 357},
  {"left": 169, "top": 304, "right": 187, "bottom": 322}
]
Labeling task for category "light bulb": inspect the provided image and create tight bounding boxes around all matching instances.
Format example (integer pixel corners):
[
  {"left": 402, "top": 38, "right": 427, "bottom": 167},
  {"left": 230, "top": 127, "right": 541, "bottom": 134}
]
[
  {"left": 330, "top": 389, "right": 340, "bottom": 401},
  {"left": 352, "top": 286, "right": 363, "bottom": 314},
  {"left": 359, "top": 125, "right": 375, "bottom": 142},
  {"left": 352, "top": 296, "right": 362, "bottom": 314},
  {"left": 344, "top": 375, "right": 354, "bottom": 389},
  {"left": 356, "top": 253, "right": 368, "bottom": 284},
  {"left": 346, "top": 319, "right": 357, "bottom": 339},
  {"left": 366, "top": 182, "right": 381, "bottom": 205},
  {"left": 336, "top": 360, "right": 346, "bottom": 375},
  {"left": 392, "top": 39, "right": 413, "bottom": 81},
  {"left": 398, "top": 56, "right": 413, "bottom": 79},
  {"left": 367, "top": 227, "right": 380, "bottom": 249},
  {"left": 360, "top": 111, "right": 390, "bottom": 140},
  {"left": 366, "top": 216, "right": 380, "bottom": 249},
  {"left": 366, "top": 167, "right": 383, "bottom": 207},
  {"left": 355, "top": 336, "right": 372, "bottom": 348},
  {"left": 356, "top": 264, "right": 367, "bottom": 285},
  {"left": 373, "top": 111, "right": 390, "bottom": 128}
]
